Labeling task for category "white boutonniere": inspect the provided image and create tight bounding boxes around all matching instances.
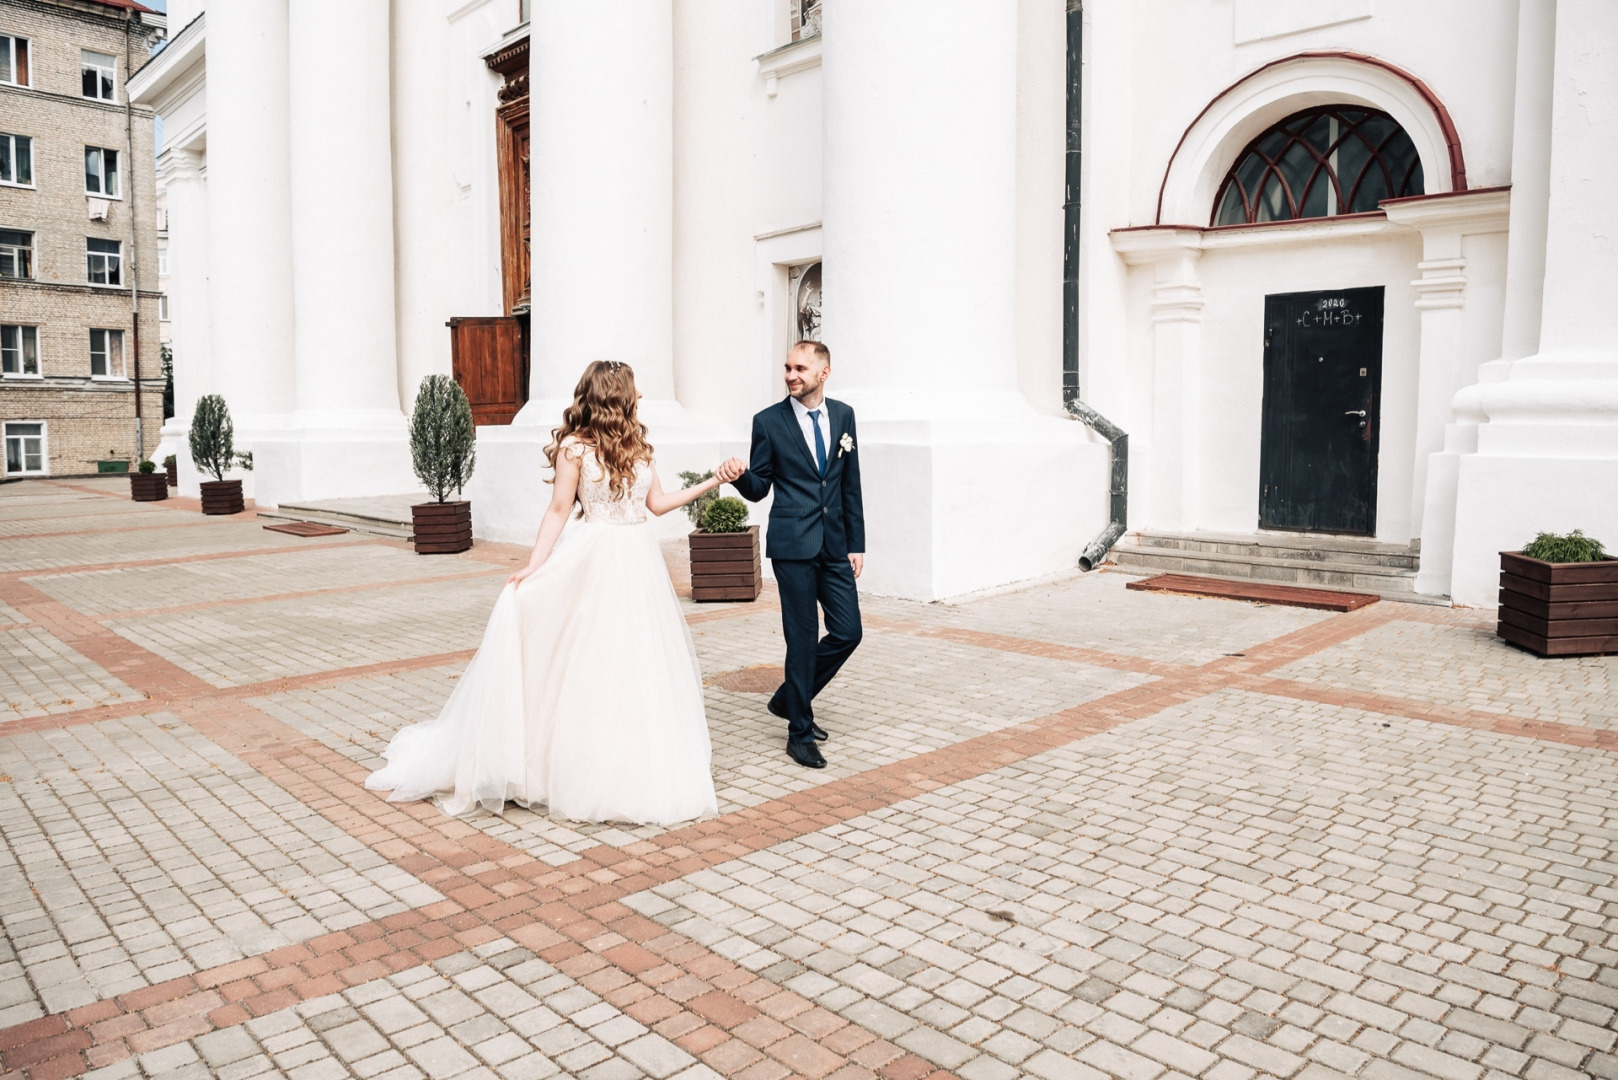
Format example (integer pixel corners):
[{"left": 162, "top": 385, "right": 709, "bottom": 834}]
[{"left": 838, "top": 433, "right": 854, "bottom": 458}]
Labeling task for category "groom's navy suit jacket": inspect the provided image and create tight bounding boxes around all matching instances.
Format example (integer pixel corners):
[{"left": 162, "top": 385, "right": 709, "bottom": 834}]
[{"left": 731, "top": 398, "right": 865, "bottom": 561}]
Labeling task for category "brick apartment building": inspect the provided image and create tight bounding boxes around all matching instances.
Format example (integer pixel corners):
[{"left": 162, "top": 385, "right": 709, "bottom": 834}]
[{"left": 0, "top": 0, "right": 164, "bottom": 479}]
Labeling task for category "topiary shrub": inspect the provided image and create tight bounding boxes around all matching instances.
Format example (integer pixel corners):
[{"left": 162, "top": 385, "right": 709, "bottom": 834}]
[
  {"left": 410, "top": 375, "right": 477, "bottom": 503},
  {"left": 189, "top": 394, "right": 235, "bottom": 481},
  {"left": 701, "top": 496, "right": 749, "bottom": 534},
  {"left": 1521, "top": 530, "right": 1607, "bottom": 563},
  {"left": 162, "top": 454, "right": 176, "bottom": 468},
  {"left": 137, "top": 459, "right": 156, "bottom": 474},
  {"left": 680, "top": 470, "right": 720, "bottom": 525}
]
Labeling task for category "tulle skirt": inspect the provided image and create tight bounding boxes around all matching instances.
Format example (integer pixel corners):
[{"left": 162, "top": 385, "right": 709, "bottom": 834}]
[{"left": 365, "top": 519, "right": 718, "bottom": 826}]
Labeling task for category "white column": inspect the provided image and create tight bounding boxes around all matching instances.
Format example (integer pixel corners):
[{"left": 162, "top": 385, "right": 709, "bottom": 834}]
[
  {"left": 525, "top": 1, "right": 676, "bottom": 409},
  {"left": 251, "top": 0, "right": 415, "bottom": 505},
  {"left": 474, "top": 3, "right": 720, "bottom": 549},
  {"left": 156, "top": 149, "right": 211, "bottom": 492},
  {"left": 824, "top": 2, "right": 1020, "bottom": 416},
  {"left": 203, "top": 0, "right": 293, "bottom": 430},
  {"left": 819, "top": 1, "right": 1105, "bottom": 599},
  {"left": 1449, "top": 0, "right": 1618, "bottom": 606},
  {"left": 287, "top": 0, "right": 400, "bottom": 424}
]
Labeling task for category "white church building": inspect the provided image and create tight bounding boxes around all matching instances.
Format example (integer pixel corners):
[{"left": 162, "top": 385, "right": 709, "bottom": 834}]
[{"left": 130, "top": 0, "right": 1617, "bottom": 608}]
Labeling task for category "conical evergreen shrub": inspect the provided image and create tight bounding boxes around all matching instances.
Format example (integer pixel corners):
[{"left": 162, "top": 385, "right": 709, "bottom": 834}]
[
  {"left": 410, "top": 375, "right": 477, "bottom": 503},
  {"left": 189, "top": 395, "right": 235, "bottom": 482}
]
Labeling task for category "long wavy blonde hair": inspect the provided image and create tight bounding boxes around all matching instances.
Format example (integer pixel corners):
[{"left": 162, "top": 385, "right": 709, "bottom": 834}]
[{"left": 544, "top": 361, "right": 655, "bottom": 502}]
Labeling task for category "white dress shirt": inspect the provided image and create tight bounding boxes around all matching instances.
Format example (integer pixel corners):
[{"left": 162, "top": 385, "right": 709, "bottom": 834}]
[{"left": 789, "top": 395, "right": 832, "bottom": 470}]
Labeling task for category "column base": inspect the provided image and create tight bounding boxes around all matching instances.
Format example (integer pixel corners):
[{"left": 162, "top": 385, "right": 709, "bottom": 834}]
[
  {"left": 469, "top": 401, "right": 726, "bottom": 546},
  {"left": 843, "top": 411, "right": 1109, "bottom": 601},
  {"left": 249, "top": 418, "right": 418, "bottom": 509}
]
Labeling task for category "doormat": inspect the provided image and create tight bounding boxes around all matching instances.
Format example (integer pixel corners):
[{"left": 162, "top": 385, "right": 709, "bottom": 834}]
[
  {"left": 263, "top": 521, "right": 350, "bottom": 538},
  {"left": 1126, "top": 573, "right": 1378, "bottom": 612},
  {"left": 708, "top": 665, "right": 785, "bottom": 694}
]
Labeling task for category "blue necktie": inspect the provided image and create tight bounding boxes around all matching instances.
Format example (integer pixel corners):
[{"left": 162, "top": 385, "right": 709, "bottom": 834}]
[{"left": 808, "top": 409, "right": 827, "bottom": 477}]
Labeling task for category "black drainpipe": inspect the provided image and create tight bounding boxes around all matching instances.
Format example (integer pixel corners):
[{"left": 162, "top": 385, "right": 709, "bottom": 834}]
[{"left": 1063, "top": 0, "right": 1128, "bottom": 572}]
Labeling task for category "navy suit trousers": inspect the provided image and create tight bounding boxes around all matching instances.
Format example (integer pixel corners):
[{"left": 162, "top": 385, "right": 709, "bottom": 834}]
[{"left": 769, "top": 550, "right": 862, "bottom": 745}]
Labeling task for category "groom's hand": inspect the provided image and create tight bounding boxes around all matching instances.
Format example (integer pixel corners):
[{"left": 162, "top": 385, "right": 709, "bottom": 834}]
[
  {"left": 715, "top": 458, "right": 747, "bottom": 483},
  {"left": 849, "top": 553, "right": 863, "bottom": 579}
]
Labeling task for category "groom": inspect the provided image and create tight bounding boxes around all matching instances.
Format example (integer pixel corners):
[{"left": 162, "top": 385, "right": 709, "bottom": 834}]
[{"left": 720, "top": 340, "right": 864, "bottom": 769}]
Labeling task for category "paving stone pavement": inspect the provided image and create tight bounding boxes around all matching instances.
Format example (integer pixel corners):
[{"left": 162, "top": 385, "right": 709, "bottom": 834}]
[{"left": 0, "top": 477, "right": 1614, "bottom": 1080}]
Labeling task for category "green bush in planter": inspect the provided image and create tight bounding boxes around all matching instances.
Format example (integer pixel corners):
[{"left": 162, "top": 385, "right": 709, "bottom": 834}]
[
  {"left": 162, "top": 454, "right": 176, "bottom": 469},
  {"left": 137, "top": 460, "right": 156, "bottom": 475},
  {"left": 1521, "top": 530, "right": 1607, "bottom": 563},
  {"left": 189, "top": 396, "right": 255, "bottom": 481},
  {"left": 701, "top": 496, "right": 749, "bottom": 534},
  {"left": 410, "top": 375, "right": 477, "bottom": 503},
  {"left": 679, "top": 470, "right": 720, "bottom": 525}
]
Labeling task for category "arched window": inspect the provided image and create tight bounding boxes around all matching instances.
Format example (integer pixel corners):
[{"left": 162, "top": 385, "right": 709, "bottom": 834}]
[{"left": 1213, "top": 107, "right": 1423, "bottom": 226}]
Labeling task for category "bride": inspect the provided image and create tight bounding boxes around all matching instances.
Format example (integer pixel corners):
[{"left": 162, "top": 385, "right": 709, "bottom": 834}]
[{"left": 366, "top": 361, "right": 743, "bottom": 826}]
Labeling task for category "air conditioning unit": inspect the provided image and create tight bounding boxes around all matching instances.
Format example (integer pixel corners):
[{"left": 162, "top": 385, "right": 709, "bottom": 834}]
[{"left": 88, "top": 198, "right": 111, "bottom": 221}]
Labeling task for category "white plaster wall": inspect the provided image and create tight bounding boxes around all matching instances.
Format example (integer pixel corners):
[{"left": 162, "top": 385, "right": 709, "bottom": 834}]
[{"left": 1014, "top": 0, "right": 1067, "bottom": 416}]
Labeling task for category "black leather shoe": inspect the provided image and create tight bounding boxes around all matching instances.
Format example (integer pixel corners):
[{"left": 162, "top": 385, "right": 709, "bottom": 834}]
[
  {"left": 768, "top": 697, "right": 829, "bottom": 741},
  {"left": 786, "top": 741, "right": 826, "bottom": 769}
]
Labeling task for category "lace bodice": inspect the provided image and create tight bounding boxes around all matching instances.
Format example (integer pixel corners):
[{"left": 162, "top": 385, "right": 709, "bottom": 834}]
[{"left": 565, "top": 440, "right": 652, "bottom": 525}]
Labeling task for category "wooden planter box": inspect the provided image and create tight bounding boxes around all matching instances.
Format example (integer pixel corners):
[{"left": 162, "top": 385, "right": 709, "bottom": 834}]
[
  {"left": 413, "top": 501, "right": 473, "bottom": 554},
  {"left": 129, "top": 473, "right": 168, "bottom": 502},
  {"left": 1498, "top": 551, "right": 1618, "bottom": 657},
  {"left": 689, "top": 526, "right": 762, "bottom": 602},
  {"left": 164, "top": 460, "right": 178, "bottom": 487},
  {"left": 199, "top": 479, "right": 244, "bottom": 515}
]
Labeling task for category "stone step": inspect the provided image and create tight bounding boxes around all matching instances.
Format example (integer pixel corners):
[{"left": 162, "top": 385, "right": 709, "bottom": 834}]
[
  {"left": 1110, "top": 542, "right": 1439, "bottom": 601},
  {"left": 1129, "top": 529, "right": 1419, "bottom": 569},
  {"left": 258, "top": 503, "right": 415, "bottom": 540}
]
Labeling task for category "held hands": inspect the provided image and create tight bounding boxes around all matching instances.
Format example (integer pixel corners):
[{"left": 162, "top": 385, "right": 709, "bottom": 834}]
[{"left": 714, "top": 458, "right": 748, "bottom": 484}]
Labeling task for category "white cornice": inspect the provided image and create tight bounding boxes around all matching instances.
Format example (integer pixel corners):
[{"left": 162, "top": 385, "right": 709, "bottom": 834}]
[
  {"left": 1381, "top": 186, "right": 1511, "bottom": 233},
  {"left": 755, "top": 33, "right": 821, "bottom": 97},
  {"left": 129, "top": 10, "right": 204, "bottom": 109}
]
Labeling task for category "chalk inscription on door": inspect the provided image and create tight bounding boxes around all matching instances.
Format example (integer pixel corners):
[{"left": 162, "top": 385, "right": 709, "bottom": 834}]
[{"left": 1258, "top": 287, "right": 1384, "bottom": 535}]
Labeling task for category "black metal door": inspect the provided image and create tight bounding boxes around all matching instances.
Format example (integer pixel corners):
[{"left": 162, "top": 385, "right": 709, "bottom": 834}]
[{"left": 1259, "top": 287, "right": 1384, "bottom": 535}]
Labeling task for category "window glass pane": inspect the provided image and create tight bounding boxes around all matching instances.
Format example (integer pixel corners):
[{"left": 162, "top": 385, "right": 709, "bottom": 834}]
[
  {"left": 88, "top": 237, "right": 119, "bottom": 253},
  {"left": 5, "top": 439, "right": 19, "bottom": 474},
  {"left": 14, "top": 38, "right": 24, "bottom": 85},
  {"left": 82, "top": 65, "right": 97, "bottom": 97},
  {"left": 14, "top": 135, "right": 27, "bottom": 184},
  {"left": 108, "top": 331, "right": 124, "bottom": 376},
  {"left": 0, "top": 229, "right": 29, "bottom": 246},
  {"left": 1254, "top": 172, "right": 1287, "bottom": 222},
  {"left": 0, "top": 37, "right": 11, "bottom": 83},
  {"left": 101, "top": 70, "right": 114, "bottom": 99},
  {"left": 90, "top": 329, "right": 106, "bottom": 374},
  {"left": 86, "top": 148, "right": 100, "bottom": 191},
  {"left": 1, "top": 325, "right": 15, "bottom": 372},
  {"left": 1213, "top": 181, "right": 1246, "bottom": 226},
  {"left": 104, "top": 149, "right": 117, "bottom": 195},
  {"left": 22, "top": 326, "right": 37, "bottom": 373},
  {"left": 0, "top": 137, "right": 10, "bottom": 182}
]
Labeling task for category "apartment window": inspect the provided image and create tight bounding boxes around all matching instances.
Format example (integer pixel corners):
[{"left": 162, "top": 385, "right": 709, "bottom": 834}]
[
  {"left": 157, "top": 246, "right": 168, "bottom": 276},
  {"left": 81, "top": 50, "right": 115, "bottom": 101},
  {"left": 87, "top": 237, "right": 121, "bottom": 284},
  {"left": 90, "top": 328, "right": 124, "bottom": 378},
  {"left": 4, "top": 422, "right": 46, "bottom": 476},
  {"left": 0, "top": 133, "right": 32, "bottom": 186},
  {"left": 791, "top": 0, "right": 822, "bottom": 41},
  {"left": 0, "top": 35, "right": 29, "bottom": 88},
  {"left": 0, "top": 229, "right": 32, "bottom": 278},
  {"left": 1, "top": 324, "right": 40, "bottom": 376},
  {"left": 85, "top": 147, "right": 119, "bottom": 197},
  {"left": 158, "top": 294, "right": 169, "bottom": 320}
]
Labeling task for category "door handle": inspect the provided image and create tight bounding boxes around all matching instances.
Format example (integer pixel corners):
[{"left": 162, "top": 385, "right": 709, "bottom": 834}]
[{"left": 1344, "top": 409, "right": 1367, "bottom": 417}]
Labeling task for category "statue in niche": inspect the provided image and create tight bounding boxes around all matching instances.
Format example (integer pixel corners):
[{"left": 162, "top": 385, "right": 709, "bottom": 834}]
[{"left": 793, "top": 261, "right": 822, "bottom": 343}]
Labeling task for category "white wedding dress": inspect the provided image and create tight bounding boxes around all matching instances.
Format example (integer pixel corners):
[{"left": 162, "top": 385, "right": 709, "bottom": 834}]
[{"left": 366, "top": 440, "right": 718, "bottom": 825}]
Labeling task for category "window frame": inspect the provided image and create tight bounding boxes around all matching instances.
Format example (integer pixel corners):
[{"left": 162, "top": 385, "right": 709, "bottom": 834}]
[
  {"left": 3, "top": 420, "right": 48, "bottom": 477},
  {"left": 89, "top": 327, "right": 125, "bottom": 379},
  {"left": 157, "top": 245, "right": 168, "bottom": 276},
  {"left": 1211, "top": 106, "right": 1424, "bottom": 227},
  {"left": 158, "top": 294, "right": 169, "bottom": 320},
  {"left": 0, "top": 132, "right": 33, "bottom": 188},
  {"left": 1, "top": 323, "right": 41, "bottom": 378},
  {"left": 86, "top": 236, "right": 121, "bottom": 285},
  {"left": 80, "top": 49, "right": 116, "bottom": 102},
  {"left": 0, "top": 34, "right": 30, "bottom": 89},
  {"left": 0, "top": 227, "right": 33, "bottom": 279},
  {"left": 84, "top": 146, "right": 120, "bottom": 198}
]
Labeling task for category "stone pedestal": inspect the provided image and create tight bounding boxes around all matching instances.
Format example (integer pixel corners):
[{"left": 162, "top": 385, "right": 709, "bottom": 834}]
[{"left": 819, "top": 0, "right": 1104, "bottom": 599}]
